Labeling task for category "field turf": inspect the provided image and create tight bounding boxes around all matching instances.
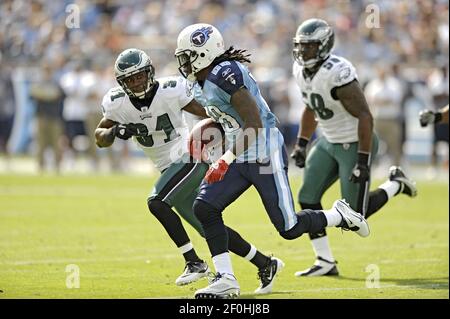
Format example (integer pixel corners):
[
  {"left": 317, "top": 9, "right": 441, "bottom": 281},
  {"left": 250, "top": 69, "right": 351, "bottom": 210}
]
[{"left": 0, "top": 173, "right": 448, "bottom": 299}]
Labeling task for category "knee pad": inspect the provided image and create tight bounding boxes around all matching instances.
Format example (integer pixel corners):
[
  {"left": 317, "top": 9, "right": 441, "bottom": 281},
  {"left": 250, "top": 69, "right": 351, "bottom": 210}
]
[
  {"left": 279, "top": 208, "right": 327, "bottom": 240},
  {"left": 147, "top": 198, "right": 167, "bottom": 216},
  {"left": 193, "top": 199, "right": 219, "bottom": 223},
  {"left": 279, "top": 227, "right": 300, "bottom": 240}
]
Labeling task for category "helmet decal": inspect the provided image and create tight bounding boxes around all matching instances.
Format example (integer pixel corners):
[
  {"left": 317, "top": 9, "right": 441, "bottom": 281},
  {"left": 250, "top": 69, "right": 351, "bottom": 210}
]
[
  {"left": 190, "top": 26, "right": 213, "bottom": 47},
  {"left": 117, "top": 51, "right": 142, "bottom": 72}
]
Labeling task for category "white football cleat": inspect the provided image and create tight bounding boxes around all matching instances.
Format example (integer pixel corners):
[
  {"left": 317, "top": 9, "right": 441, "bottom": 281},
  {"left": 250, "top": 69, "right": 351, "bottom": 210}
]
[
  {"left": 175, "top": 260, "right": 210, "bottom": 286},
  {"left": 254, "top": 257, "right": 285, "bottom": 295},
  {"left": 194, "top": 273, "right": 240, "bottom": 299},
  {"left": 333, "top": 199, "right": 370, "bottom": 237}
]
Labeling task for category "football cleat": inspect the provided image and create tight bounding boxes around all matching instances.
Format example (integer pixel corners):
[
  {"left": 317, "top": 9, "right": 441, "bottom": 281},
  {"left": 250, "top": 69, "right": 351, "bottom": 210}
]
[
  {"left": 254, "top": 257, "right": 285, "bottom": 295},
  {"left": 295, "top": 256, "right": 339, "bottom": 277},
  {"left": 334, "top": 199, "right": 370, "bottom": 237},
  {"left": 194, "top": 273, "right": 240, "bottom": 299},
  {"left": 175, "top": 260, "right": 210, "bottom": 286},
  {"left": 389, "top": 166, "right": 418, "bottom": 197}
]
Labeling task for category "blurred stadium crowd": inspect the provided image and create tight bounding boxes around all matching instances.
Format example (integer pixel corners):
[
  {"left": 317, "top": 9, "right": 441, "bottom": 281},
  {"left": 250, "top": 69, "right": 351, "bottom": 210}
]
[{"left": 0, "top": 0, "right": 448, "bottom": 175}]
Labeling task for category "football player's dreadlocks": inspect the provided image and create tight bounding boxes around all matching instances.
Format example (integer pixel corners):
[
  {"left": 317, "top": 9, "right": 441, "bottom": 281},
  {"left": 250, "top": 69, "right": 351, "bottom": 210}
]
[{"left": 214, "top": 46, "right": 251, "bottom": 65}]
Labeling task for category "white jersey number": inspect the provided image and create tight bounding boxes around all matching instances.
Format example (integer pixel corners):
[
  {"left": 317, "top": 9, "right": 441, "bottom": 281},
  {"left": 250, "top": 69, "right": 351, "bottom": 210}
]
[
  {"left": 206, "top": 105, "right": 241, "bottom": 133},
  {"left": 135, "top": 113, "right": 180, "bottom": 147},
  {"left": 304, "top": 92, "right": 334, "bottom": 120}
]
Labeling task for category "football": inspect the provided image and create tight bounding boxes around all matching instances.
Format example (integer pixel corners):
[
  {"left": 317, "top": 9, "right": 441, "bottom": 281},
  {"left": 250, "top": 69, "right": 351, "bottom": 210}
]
[{"left": 188, "top": 118, "right": 225, "bottom": 162}]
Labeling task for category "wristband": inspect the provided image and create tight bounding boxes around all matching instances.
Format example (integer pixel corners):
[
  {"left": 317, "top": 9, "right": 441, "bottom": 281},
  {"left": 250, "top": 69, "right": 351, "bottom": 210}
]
[
  {"left": 296, "top": 137, "right": 309, "bottom": 148},
  {"left": 357, "top": 152, "right": 370, "bottom": 165},
  {"left": 221, "top": 150, "right": 236, "bottom": 165}
]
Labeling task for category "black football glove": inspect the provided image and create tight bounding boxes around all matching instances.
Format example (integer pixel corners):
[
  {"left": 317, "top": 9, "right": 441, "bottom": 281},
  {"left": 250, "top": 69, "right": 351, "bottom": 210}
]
[
  {"left": 112, "top": 124, "right": 135, "bottom": 140},
  {"left": 349, "top": 152, "right": 371, "bottom": 184},
  {"left": 126, "top": 123, "right": 149, "bottom": 137},
  {"left": 112, "top": 123, "right": 149, "bottom": 140},
  {"left": 419, "top": 110, "right": 442, "bottom": 127},
  {"left": 290, "top": 137, "right": 309, "bottom": 168}
]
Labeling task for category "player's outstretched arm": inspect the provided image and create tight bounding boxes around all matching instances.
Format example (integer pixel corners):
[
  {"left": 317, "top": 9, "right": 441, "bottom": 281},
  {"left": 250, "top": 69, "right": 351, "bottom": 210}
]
[
  {"left": 203, "top": 87, "right": 262, "bottom": 184},
  {"left": 291, "top": 106, "right": 317, "bottom": 168},
  {"left": 299, "top": 106, "right": 317, "bottom": 141},
  {"left": 335, "top": 80, "right": 373, "bottom": 154},
  {"left": 335, "top": 80, "right": 373, "bottom": 184},
  {"left": 95, "top": 117, "right": 118, "bottom": 148},
  {"left": 182, "top": 99, "right": 208, "bottom": 118},
  {"left": 230, "top": 87, "right": 263, "bottom": 157}
]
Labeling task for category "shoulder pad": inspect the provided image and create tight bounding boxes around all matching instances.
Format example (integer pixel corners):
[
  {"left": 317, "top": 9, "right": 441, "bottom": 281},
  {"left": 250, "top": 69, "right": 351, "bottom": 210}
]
[
  {"left": 101, "top": 86, "right": 126, "bottom": 115},
  {"left": 325, "top": 56, "right": 357, "bottom": 87},
  {"left": 207, "top": 61, "right": 244, "bottom": 95}
]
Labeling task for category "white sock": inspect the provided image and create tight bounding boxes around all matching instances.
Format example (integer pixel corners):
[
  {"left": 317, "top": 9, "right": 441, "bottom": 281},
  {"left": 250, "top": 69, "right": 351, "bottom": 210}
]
[
  {"left": 311, "top": 236, "right": 334, "bottom": 262},
  {"left": 379, "top": 180, "right": 401, "bottom": 199},
  {"left": 212, "top": 252, "right": 234, "bottom": 276},
  {"left": 244, "top": 244, "right": 257, "bottom": 261},
  {"left": 179, "top": 242, "right": 193, "bottom": 254},
  {"left": 322, "top": 208, "right": 343, "bottom": 227}
]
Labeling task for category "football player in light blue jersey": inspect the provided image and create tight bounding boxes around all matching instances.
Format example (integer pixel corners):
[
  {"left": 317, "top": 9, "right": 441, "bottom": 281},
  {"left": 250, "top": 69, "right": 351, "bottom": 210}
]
[{"left": 175, "top": 23, "right": 371, "bottom": 299}]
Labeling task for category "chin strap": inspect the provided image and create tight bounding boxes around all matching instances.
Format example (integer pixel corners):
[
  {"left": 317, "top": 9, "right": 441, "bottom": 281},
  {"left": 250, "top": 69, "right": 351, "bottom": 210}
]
[{"left": 187, "top": 73, "right": 197, "bottom": 82}]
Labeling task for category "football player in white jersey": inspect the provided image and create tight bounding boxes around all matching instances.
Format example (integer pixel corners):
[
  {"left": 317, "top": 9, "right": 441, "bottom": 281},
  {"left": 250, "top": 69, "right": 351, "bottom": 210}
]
[
  {"left": 290, "top": 19, "right": 418, "bottom": 277},
  {"left": 95, "top": 48, "right": 281, "bottom": 293}
]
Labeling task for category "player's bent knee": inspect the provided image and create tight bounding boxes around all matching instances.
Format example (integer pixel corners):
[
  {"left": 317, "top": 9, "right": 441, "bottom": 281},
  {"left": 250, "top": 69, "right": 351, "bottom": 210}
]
[
  {"left": 147, "top": 198, "right": 166, "bottom": 216},
  {"left": 193, "top": 199, "right": 218, "bottom": 223},
  {"left": 279, "top": 228, "right": 302, "bottom": 240}
]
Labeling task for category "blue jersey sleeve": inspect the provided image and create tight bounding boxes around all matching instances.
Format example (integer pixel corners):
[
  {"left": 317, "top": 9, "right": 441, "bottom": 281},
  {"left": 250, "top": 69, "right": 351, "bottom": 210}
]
[{"left": 206, "top": 61, "right": 245, "bottom": 97}]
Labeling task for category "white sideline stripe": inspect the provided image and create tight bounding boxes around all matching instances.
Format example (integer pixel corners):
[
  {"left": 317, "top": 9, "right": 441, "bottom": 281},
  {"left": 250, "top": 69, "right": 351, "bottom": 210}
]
[
  {"left": 144, "top": 283, "right": 449, "bottom": 299},
  {"left": 0, "top": 254, "right": 182, "bottom": 266}
]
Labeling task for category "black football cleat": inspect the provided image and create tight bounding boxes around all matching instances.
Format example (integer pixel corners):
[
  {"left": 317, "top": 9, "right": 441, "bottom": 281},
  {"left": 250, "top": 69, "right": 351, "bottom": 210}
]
[
  {"left": 175, "top": 260, "right": 210, "bottom": 286},
  {"left": 295, "top": 256, "right": 339, "bottom": 277},
  {"left": 254, "top": 257, "right": 285, "bottom": 294},
  {"left": 389, "top": 166, "right": 418, "bottom": 197}
]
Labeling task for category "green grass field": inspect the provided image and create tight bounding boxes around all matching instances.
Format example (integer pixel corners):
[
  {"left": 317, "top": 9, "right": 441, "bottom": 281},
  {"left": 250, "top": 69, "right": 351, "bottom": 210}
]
[{"left": 0, "top": 173, "right": 448, "bottom": 299}]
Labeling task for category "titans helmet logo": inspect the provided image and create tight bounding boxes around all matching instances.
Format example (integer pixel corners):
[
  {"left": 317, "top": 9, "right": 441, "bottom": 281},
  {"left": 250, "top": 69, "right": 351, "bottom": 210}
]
[{"left": 190, "top": 26, "right": 213, "bottom": 47}]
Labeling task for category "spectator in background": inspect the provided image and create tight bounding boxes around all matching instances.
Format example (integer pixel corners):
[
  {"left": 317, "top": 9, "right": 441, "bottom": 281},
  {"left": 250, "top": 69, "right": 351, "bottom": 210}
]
[
  {"left": 29, "top": 64, "right": 65, "bottom": 173},
  {"left": 0, "top": 0, "right": 448, "bottom": 172},
  {"left": 365, "top": 65, "right": 405, "bottom": 166},
  {"left": 0, "top": 61, "right": 15, "bottom": 159},
  {"left": 426, "top": 64, "right": 449, "bottom": 170},
  {"left": 59, "top": 61, "right": 92, "bottom": 168}
]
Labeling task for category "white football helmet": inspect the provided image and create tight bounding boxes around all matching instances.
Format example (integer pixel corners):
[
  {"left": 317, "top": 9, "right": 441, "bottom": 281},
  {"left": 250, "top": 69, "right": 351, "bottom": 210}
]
[
  {"left": 175, "top": 23, "right": 225, "bottom": 81},
  {"left": 114, "top": 48, "right": 155, "bottom": 99}
]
